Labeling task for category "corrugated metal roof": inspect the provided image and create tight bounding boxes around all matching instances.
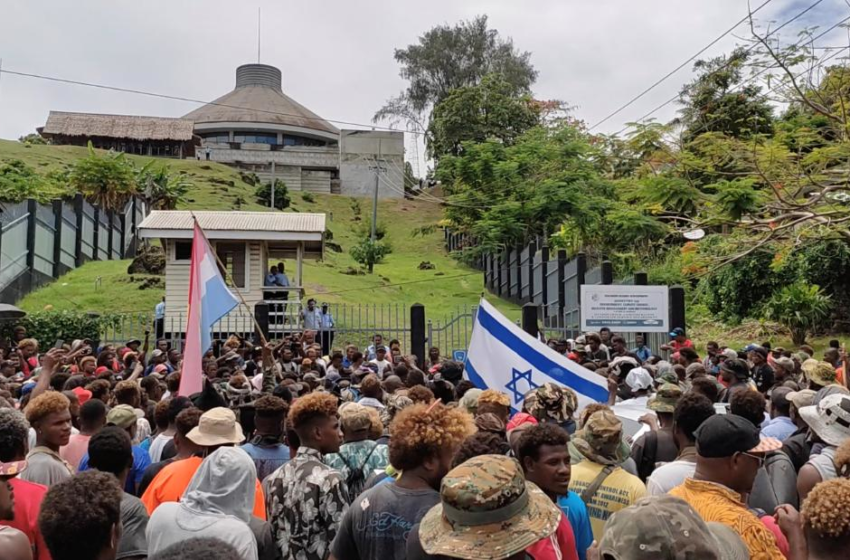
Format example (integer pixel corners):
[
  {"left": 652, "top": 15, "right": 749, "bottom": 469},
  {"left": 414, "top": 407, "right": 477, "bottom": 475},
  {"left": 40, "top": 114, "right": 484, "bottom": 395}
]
[{"left": 139, "top": 211, "right": 326, "bottom": 233}]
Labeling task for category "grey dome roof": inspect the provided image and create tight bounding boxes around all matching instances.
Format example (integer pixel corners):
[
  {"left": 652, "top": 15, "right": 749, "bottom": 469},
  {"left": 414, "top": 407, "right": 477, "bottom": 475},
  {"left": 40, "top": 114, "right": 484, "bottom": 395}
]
[{"left": 183, "top": 64, "right": 339, "bottom": 136}]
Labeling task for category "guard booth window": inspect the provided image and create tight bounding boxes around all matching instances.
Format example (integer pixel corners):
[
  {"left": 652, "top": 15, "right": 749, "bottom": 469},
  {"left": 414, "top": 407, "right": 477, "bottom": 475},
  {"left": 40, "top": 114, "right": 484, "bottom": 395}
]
[{"left": 215, "top": 242, "right": 246, "bottom": 288}]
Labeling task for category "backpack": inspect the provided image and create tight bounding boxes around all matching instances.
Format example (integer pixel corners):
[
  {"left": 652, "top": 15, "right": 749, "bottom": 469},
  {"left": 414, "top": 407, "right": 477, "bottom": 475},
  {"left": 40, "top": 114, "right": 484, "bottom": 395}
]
[{"left": 747, "top": 451, "right": 798, "bottom": 511}]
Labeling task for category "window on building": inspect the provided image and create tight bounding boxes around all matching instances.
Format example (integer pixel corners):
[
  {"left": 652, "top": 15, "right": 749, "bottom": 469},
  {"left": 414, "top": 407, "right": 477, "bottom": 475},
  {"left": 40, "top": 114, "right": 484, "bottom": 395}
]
[
  {"left": 174, "top": 241, "right": 192, "bottom": 261},
  {"left": 234, "top": 132, "right": 278, "bottom": 145},
  {"left": 202, "top": 133, "right": 230, "bottom": 144},
  {"left": 215, "top": 242, "right": 247, "bottom": 288}
]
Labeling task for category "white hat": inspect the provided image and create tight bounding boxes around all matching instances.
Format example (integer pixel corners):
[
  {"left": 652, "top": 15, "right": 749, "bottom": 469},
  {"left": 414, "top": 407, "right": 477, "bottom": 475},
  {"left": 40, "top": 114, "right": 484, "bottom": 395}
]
[
  {"left": 186, "top": 407, "right": 245, "bottom": 447},
  {"left": 626, "top": 367, "right": 653, "bottom": 393},
  {"left": 799, "top": 394, "right": 850, "bottom": 447}
]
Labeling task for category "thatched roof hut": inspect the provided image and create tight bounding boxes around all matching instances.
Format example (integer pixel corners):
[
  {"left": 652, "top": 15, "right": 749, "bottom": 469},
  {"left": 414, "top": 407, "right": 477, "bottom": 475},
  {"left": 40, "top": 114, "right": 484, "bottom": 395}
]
[{"left": 40, "top": 111, "right": 197, "bottom": 141}]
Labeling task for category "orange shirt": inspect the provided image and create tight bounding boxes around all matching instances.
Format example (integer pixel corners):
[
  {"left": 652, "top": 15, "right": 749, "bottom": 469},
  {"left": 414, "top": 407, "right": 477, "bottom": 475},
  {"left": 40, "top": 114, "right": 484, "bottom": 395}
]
[{"left": 141, "top": 456, "right": 266, "bottom": 520}]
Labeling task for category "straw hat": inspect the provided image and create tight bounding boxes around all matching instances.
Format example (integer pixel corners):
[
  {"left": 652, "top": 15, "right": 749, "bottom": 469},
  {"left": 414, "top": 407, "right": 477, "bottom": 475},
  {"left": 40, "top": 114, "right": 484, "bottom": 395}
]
[{"left": 186, "top": 407, "right": 244, "bottom": 446}]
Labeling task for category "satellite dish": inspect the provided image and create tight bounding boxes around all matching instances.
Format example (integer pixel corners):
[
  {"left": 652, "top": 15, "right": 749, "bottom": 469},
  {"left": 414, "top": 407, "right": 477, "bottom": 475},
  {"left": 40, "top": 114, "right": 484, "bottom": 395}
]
[{"left": 683, "top": 229, "right": 706, "bottom": 240}]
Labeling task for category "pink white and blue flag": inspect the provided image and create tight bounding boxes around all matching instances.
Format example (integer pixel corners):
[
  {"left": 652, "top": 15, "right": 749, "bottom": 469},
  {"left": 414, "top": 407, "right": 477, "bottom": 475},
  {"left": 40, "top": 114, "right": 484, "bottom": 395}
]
[{"left": 179, "top": 221, "right": 238, "bottom": 396}]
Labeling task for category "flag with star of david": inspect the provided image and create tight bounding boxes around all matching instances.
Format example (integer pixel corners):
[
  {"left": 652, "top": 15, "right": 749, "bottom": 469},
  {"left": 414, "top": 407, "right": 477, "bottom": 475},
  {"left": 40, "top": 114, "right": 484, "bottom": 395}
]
[{"left": 465, "top": 298, "right": 608, "bottom": 412}]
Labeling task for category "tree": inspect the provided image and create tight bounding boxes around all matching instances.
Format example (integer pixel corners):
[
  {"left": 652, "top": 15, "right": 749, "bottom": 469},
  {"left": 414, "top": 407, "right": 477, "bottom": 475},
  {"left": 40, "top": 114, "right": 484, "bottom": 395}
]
[
  {"left": 254, "top": 179, "right": 291, "bottom": 210},
  {"left": 350, "top": 237, "right": 392, "bottom": 273},
  {"left": 69, "top": 144, "right": 137, "bottom": 211},
  {"left": 137, "top": 162, "right": 192, "bottom": 210},
  {"left": 374, "top": 15, "right": 537, "bottom": 133},
  {"left": 428, "top": 74, "right": 541, "bottom": 159},
  {"left": 18, "top": 133, "right": 47, "bottom": 145},
  {"left": 676, "top": 48, "right": 774, "bottom": 143},
  {"left": 764, "top": 281, "right": 832, "bottom": 345}
]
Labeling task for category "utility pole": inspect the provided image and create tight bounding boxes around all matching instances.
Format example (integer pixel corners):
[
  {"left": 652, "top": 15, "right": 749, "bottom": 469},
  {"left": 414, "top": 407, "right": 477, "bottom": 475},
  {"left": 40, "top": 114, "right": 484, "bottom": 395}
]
[
  {"left": 370, "top": 139, "right": 384, "bottom": 243},
  {"left": 270, "top": 161, "right": 276, "bottom": 210}
]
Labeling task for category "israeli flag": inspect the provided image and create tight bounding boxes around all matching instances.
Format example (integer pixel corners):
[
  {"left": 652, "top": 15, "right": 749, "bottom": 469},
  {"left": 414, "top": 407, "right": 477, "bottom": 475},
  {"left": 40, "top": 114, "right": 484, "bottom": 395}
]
[{"left": 466, "top": 298, "right": 608, "bottom": 411}]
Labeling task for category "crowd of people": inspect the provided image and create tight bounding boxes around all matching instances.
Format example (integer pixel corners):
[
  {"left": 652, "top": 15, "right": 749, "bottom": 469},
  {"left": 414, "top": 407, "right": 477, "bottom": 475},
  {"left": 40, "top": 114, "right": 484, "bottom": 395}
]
[{"left": 0, "top": 322, "right": 849, "bottom": 560}]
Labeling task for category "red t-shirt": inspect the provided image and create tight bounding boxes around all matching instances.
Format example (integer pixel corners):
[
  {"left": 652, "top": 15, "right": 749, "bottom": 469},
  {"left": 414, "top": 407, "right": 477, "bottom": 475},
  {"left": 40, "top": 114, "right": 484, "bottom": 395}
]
[
  {"left": 526, "top": 512, "right": 579, "bottom": 560},
  {"left": 670, "top": 339, "right": 694, "bottom": 351},
  {"left": 0, "top": 477, "right": 51, "bottom": 560}
]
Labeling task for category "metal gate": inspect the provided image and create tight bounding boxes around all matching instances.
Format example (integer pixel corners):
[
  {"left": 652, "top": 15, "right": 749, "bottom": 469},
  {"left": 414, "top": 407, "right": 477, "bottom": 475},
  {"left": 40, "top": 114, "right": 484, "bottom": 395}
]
[{"left": 427, "top": 305, "right": 478, "bottom": 359}]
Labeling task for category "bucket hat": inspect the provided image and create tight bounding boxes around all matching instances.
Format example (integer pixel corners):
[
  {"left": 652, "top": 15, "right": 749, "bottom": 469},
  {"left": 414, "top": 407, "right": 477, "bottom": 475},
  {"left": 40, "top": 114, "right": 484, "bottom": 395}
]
[
  {"left": 186, "top": 407, "right": 244, "bottom": 446},
  {"left": 522, "top": 382, "right": 578, "bottom": 423},
  {"left": 573, "top": 409, "right": 627, "bottom": 465},
  {"left": 599, "top": 495, "right": 749, "bottom": 560},
  {"left": 807, "top": 361, "right": 837, "bottom": 386},
  {"left": 799, "top": 394, "right": 850, "bottom": 447},
  {"left": 418, "top": 454, "right": 560, "bottom": 560},
  {"left": 648, "top": 383, "right": 683, "bottom": 414}
]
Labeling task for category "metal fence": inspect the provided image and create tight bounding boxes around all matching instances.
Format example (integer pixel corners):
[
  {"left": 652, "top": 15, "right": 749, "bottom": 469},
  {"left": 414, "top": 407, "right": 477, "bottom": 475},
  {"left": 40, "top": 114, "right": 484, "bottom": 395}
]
[
  {"left": 427, "top": 305, "right": 478, "bottom": 357},
  {"left": 0, "top": 195, "right": 148, "bottom": 304}
]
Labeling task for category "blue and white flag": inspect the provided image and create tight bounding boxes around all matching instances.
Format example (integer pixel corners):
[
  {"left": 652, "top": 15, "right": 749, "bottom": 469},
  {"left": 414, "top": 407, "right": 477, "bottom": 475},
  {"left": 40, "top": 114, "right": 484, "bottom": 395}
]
[{"left": 466, "top": 298, "right": 608, "bottom": 411}]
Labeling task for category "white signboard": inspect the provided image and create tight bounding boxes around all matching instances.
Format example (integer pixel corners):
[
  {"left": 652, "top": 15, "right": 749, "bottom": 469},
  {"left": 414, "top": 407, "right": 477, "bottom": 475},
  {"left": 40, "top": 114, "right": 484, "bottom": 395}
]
[{"left": 580, "top": 285, "right": 669, "bottom": 332}]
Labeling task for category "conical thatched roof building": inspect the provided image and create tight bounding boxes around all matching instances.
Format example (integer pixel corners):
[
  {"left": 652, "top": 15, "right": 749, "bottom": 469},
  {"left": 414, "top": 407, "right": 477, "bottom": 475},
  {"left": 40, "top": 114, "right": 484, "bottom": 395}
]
[{"left": 184, "top": 64, "right": 339, "bottom": 143}]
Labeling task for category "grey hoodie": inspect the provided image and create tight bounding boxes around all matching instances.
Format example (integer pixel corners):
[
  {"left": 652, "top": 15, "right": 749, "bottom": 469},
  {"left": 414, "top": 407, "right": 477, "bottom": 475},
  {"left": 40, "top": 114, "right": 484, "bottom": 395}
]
[{"left": 146, "top": 447, "right": 259, "bottom": 560}]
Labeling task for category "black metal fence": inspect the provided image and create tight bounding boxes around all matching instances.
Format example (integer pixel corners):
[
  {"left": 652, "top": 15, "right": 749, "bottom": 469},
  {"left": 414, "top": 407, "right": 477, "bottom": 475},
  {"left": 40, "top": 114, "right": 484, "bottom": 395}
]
[{"left": 0, "top": 195, "right": 148, "bottom": 303}]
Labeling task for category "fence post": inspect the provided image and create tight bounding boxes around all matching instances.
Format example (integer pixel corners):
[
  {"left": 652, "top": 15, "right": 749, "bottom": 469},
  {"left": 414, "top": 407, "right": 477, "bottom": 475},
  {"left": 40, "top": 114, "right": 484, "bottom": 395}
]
[
  {"left": 601, "top": 260, "right": 614, "bottom": 285},
  {"left": 74, "top": 194, "right": 85, "bottom": 267},
  {"left": 495, "top": 254, "right": 503, "bottom": 297},
  {"left": 25, "top": 199, "right": 37, "bottom": 277},
  {"left": 93, "top": 207, "right": 101, "bottom": 260},
  {"left": 120, "top": 207, "right": 127, "bottom": 259},
  {"left": 107, "top": 210, "right": 115, "bottom": 260},
  {"left": 505, "top": 249, "right": 513, "bottom": 300},
  {"left": 576, "top": 252, "right": 587, "bottom": 297},
  {"left": 557, "top": 249, "right": 567, "bottom": 318},
  {"left": 634, "top": 271, "right": 648, "bottom": 286},
  {"left": 526, "top": 239, "right": 537, "bottom": 304},
  {"left": 52, "top": 200, "right": 63, "bottom": 278},
  {"left": 669, "top": 285, "right": 686, "bottom": 333},
  {"left": 410, "top": 304, "right": 426, "bottom": 369},
  {"left": 522, "top": 303, "right": 539, "bottom": 339},
  {"left": 253, "top": 303, "right": 270, "bottom": 345},
  {"left": 540, "top": 244, "right": 550, "bottom": 315}
]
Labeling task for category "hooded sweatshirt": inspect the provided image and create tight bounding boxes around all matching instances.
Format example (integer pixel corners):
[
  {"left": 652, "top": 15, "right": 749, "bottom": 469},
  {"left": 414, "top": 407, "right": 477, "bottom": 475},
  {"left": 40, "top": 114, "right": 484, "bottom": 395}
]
[{"left": 146, "top": 447, "right": 258, "bottom": 560}]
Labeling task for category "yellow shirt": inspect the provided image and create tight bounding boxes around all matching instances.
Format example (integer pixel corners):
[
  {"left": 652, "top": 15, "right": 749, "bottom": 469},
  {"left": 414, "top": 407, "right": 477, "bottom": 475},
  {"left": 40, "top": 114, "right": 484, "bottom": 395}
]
[
  {"left": 670, "top": 478, "right": 783, "bottom": 560},
  {"left": 568, "top": 459, "right": 646, "bottom": 540}
]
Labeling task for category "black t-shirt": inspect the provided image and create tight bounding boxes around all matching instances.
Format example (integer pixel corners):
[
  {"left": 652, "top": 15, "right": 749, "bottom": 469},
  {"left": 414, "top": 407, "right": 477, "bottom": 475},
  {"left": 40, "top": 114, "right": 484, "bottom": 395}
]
[{"left": 331, "top": 482, "right": 440, "bottom": 560}]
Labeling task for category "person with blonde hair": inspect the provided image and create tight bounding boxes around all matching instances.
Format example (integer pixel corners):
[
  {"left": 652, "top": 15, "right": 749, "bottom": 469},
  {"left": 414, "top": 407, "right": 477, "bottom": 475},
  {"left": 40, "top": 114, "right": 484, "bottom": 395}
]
[
  {"left": 330, "top": 402, "right": 475, "bottom": 560},
  {"left": 801, "top": 478, "right": 850, "bottom": 560},
  {"left": 21, "top": 393, "right": 73, "bottom": 487}
]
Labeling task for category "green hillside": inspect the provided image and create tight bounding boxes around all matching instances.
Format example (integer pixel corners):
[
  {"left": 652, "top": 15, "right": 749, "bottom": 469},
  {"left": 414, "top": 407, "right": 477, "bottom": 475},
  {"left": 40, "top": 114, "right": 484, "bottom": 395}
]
[{"left": 6, "top": 140, "right": 518, "bottom": 320}]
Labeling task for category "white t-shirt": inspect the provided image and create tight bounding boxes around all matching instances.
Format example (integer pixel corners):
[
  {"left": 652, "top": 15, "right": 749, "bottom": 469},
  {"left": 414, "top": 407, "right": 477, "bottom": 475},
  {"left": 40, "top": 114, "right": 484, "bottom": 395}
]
[
  {"left": 646, "top": 460, "right": 697, "bottom": 496},
  {"left": 369, "top": 359, "right": 393, "bottom": 378},
  {"left": 148, "top": 433, "right": 174, "bottom": 463}
]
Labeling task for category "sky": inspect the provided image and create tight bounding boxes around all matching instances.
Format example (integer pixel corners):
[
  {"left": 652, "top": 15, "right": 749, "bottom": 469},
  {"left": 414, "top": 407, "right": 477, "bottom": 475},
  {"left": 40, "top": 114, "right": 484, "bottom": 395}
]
[{"left": 0, "top": 0, "right": 847, "bottom": 172}]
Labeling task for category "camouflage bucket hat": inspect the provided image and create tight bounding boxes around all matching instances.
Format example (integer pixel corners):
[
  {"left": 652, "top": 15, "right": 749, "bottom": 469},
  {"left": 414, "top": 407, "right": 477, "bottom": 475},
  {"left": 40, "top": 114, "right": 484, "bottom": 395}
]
[
  {"left": 522, "top": 382, "right": 578, "bottom": 423},
  {"left": 648, "top": 383, "right": 683, "bottom": 414},
  {"left": 573, "top": 409, "right": 626, "bottom": 466},
  {"left": 808, "top": 361, "right": 837, "bottom": 386},
  {"left": 418, "top": 454, "right": 560, "bottom": 560},
  {"left": 599, "top": 495, "right": 749, "bottom": 560},
  {"left": 656, "top": 370, "right": 679, "bottom": 386}
]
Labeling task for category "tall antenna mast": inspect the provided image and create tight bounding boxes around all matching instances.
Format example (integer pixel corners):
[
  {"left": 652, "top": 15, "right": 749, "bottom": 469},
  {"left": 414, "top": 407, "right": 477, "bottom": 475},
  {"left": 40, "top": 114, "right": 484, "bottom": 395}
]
[{"left": 257, "top": 7, "right": 261, "bottom": 63}]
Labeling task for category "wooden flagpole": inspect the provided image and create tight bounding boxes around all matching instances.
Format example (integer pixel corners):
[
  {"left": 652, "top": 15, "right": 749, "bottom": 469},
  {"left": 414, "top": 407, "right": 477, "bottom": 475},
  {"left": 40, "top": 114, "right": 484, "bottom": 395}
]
[{"left": 191, "top": 214, "right": 269, "bottom": 346}]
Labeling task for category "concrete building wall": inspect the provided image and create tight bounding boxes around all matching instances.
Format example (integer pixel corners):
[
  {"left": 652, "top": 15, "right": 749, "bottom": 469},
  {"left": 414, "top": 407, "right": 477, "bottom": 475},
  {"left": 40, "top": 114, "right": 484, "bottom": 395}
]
[
  {"left": 339, "top": 130, "right": 405, "bottom": 199},
  {"left": 206, "top": 143, "right": 338, "bottom": 169}
]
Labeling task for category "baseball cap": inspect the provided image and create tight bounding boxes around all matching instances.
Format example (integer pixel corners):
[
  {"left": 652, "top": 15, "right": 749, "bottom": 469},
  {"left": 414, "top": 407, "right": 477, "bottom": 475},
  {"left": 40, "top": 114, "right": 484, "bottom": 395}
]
[
  {"left": 71, "top": 386, "right": 93, "bottom": 406},
  {"left": 669, "top": 327, "right": 685, "bottom": 337},
  {"left": 786, "top": 389, "right": 816, "bottom": 410},
  {"left": 106, "top": 404, "right": 138, "bottom": 430},
  {"left": 695, "top": 414, "right": 782, "bottom": 458},
  {"left": 418, "top": 454, "right": 560, "bottom": 559},
  {"left": 625, "top": 367, "right": 653, "bottom": 393},
  {"left": 721, "top": 349, "right": 738, "bottom": 360},
  {"left": 151, "top": 349, "right": 164, "bottom": 359},
  {"left": 720, "top": 359, "right": 750, "bottom": 381},
  {"left": 599, "top": 495, "right": 749, "bottom": 560},
  {"left": 0, "top": 459, "right": 27, "bottom": 477}
]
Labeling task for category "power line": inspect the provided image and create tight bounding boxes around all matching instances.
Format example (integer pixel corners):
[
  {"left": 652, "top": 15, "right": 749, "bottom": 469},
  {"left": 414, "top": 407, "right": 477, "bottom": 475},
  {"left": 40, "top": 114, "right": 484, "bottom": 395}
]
[
  {"left": 609, "top": 0, "right": 831, "bottom": 135},
  {"left": 0, "top": 67, "right": 425, "bottom": 136},
  {"left": 588, "top": 0, "right": 776, "bottom": 131},
  {"left": 305, "top": 271, "right": 481, "bottom": 298}
]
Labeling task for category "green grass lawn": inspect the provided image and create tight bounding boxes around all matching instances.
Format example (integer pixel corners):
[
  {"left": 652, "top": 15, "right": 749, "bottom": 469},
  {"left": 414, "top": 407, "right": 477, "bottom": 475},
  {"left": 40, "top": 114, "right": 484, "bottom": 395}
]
[{"left": 7, "top": 139, "right": 519, "bottom": 321}]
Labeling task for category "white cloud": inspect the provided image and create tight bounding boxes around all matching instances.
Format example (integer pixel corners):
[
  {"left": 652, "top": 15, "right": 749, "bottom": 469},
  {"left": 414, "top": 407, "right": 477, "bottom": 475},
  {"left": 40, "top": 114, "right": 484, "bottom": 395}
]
[{"left": 0, "top": 0, "right": 845, "bottom": 149}]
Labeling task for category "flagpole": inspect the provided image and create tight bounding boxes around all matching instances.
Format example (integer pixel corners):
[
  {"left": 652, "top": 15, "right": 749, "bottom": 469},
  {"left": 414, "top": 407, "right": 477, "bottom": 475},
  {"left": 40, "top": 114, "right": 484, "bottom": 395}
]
[{"left": 190, "top": 214, "right": 269, "bottom": 346}]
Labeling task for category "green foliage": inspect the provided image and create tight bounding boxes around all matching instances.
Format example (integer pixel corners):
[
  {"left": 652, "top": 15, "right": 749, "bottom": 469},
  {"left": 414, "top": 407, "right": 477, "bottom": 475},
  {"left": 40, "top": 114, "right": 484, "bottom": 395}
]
[
  {"left": 350, "top": 198, "right": 362, "bottom": 220},
  {"left": 356, "top": 220, "right": 388, "bottom": 241},
  {"left": 18, "top": 133, "right": 47, "bottom": 145},
  {"left": 137, "top": 162, "right": 192, "bottom": 210},
  {"left": 0, "top": 160, "right": 69, "bottom": 203},
  {"left": 678, "top": 48, "right": 774, "bottom": 142},
  {"left": 254, "top": 179, "right": 291, "bottom": 210},
  {"left": 301, "top": 192, "right": 315, "bottom": 203},
  {"left": 350, "top": 237, "right": 392, "bottom": 273},
  {"left": 4, "top": 311, "right": 120, "bottom": 344},
  {"left": 374, "top": 15, "right": 537, "bottom": 128},
  {"left": 711, "top": 178, "right": 762, "bottom": 221},
  {"left": 429, "top": 73, "right": 540, "bottom": 159},
  {"left": 636, "top": 176, "right": 702, "bottom": 215},
  {"left": 764, "top": 281, "right": 832, "bottom": 345},
  {"left": 69, "top": 144, "right": 137, "bottom": 211}
]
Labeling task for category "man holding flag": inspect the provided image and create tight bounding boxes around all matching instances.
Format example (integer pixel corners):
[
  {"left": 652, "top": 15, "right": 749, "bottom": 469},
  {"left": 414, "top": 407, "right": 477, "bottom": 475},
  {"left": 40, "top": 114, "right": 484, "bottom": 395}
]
[{"left": 179, "top": 220, "right": 240, "bottom": 397}]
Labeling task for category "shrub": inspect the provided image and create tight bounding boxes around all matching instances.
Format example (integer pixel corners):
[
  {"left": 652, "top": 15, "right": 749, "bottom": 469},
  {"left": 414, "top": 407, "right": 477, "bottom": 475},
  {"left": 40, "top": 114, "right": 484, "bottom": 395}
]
[
  {"left": 0, "top": 160, "right": 70, "bottom": 203},
  {"left": 69, "top": 144, "right": 137, "bottom": 211},
  {"left": 2, "top": 311, "right": 121, "bottom": 345},
  {"left": 350, "top": 238, "right": 392, "bottom": 273},
  {"left": 301, "top": 192, "right": 315, "bottom": 203},
  {"left": 255, "top": 179, "right": 290, "bottom": 210},
  {"left": 763, "top": 281, "right": 832, "bottom": 345}
]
